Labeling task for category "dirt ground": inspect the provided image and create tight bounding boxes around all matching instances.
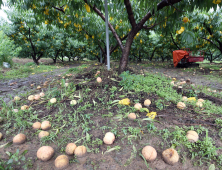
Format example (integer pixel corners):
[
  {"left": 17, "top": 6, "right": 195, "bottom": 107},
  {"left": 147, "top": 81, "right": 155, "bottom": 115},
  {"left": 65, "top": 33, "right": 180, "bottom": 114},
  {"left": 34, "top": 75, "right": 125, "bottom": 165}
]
[
  {"left": 130, "top": 62, "right": 222, "bottom": 91},
  {"left": 0, "top": 60, "right": 222, "bottom": 170},
  {"left": 0, "top": 59, "right": 82, "bottom": 103},
  {"left": 12, "top": 58, "right": 53, "bottom": 65}
]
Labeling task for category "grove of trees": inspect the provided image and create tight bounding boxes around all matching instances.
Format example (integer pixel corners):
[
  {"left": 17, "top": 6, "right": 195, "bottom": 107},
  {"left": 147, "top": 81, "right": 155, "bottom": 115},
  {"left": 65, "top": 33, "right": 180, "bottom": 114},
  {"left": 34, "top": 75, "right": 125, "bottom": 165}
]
[{"left": 0, "top": 0, "right": 222, "bottom": 73}]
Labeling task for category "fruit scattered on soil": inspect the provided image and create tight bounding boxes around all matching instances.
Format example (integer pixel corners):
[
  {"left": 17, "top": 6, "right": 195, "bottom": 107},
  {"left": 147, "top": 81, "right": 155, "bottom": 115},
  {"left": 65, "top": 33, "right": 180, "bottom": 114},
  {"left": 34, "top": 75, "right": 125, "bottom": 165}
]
[
  {"left": 177, "top": 102, "right": 186, "bottom": 109},
  {"left": 128, "top": 113, "right": 136, "bottom": 120},
  {"left": 186, "top": 130, "right": 199, "bottom": 142},
  {"left": 40, "top": 92, "right": 45, "bottom": 97},
  {"left": 134, "top": 103, "right": 142, "bottom": 110},
  {"left": 74, "top": 145, "right": 87, "bottom": 157},
  {"left": 196, "top": 101, "right": 203, "bottom": 108},
  {"left": 144, "top": 99, "right": 151, "bottom": 106},
  {"left": 37, "top": 146, "right": 54, "bottom": 161},
  {"left": 103, "top": 132, "right": 115, "bottom": 145},
  {"left": 21, "top": 105, "right": 29, "bottom": 110},
  {"left": 28, "top": 95, "right": 34, "bottom": 101},
  {"left": 50, "top": 98, "right": 57, "bottom": 104},
  {"left": 142, "top": 146, "right": 157, "bottom": 162},
  {"left": 41, "top": 121, "right": 51, "bottom": 130},
  {"left": 162, "top": 148, "right": 179, "bottom": 165},
  {"left": 33, "top": 122, "right": 41, "bottom": 130},
  {"left": 97, "top": 77, "right": 102, "bottom": 83},
  {"left": 37, "top": 86, "right": 41, "bottom": 90},
  {"left": 70, "top": 100, "right": 77, "bottom": 105},
  {"left": 197, "top": 98, "right": 205, "bottom": 103},
  {"left": 65, "top": 143, "right": 77, "bottom": 155},
  {"left": 182, "top": 96, "right": 188, "bottom": 101},
  {"left": 55, "top": 155, "right": 69, "bottom": 169},
  {"left": 13, "top": 133, "right": 26, "bottom": 144},
  {"left": 38, "top": 131, "right": 50, "bottom": 139},
  {"left": 14, "top": 96, "right": 21, "bottom": 101},
  {"left": 34, "top": 94, "right": 40, "bottom": 100}
]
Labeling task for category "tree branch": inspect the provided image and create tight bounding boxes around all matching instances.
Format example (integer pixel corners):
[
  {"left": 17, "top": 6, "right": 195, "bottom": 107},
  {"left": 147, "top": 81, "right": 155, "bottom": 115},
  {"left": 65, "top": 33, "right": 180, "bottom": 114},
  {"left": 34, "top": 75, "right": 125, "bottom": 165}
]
[
  {"left": 138, "top": 0, "right": 182, "bottom": 31},
  {"left": 110, "top": 34, "right": 129, "bottom": 54},
  {"left": 83, "top": 0, "right": 124, "bottom": 51},
  {"left": 202, "top": 37, "right": 220, "bottom": 51},
  {"left": 52, "top": 6, "right": 65, "bottom": 13},
  {"left": 28, "top": 27, "right": 37, "bottom": 55},
  {"left": 143, "top": 23, "right": 157, "bottom": 30},
  {"left": 169, "top": 4, "right": 185, "bottom": 12},
  {"left": 203, "top": 22, "right": 222, "bottom": 51},
  {"left": 124, "top": 0, "right": 136, "bottom": 29},
  {"left": 170, "top": 32, "right": 180, "bottom": 50}
]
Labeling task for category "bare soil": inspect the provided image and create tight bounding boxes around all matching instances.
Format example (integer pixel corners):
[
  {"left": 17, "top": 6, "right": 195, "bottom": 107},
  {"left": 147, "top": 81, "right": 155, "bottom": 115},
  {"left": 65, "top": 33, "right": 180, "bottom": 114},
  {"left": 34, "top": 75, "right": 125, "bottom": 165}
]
[
  {"left": 12, "top": 58, "right": 53, "bottom": 65},
  {"left": 130, "top": 62, "right": 222, "bottom": 91},
  {"left": 0, "top": 62, "right": 222, "bottom": 170}
]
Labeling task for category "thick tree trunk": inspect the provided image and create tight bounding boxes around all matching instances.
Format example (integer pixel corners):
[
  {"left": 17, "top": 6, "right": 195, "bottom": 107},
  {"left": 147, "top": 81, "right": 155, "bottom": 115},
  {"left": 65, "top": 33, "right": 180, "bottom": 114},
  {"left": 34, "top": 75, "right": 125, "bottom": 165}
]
[
  {"left": 32, "top": 55, "right": 39, "bottom": 65},
  {"left": 31, "top": 53, "right": 42, "bottom": 65},
  {"left": 118, "top": 35, "right": 134, "bottom": 74},
  {"left": 53, "top": 51, "right": 60, "bottom": 64},
  {"left": 53, "top": 58, "right": 57, "bottom": 63},
  {"left": 86, "top": 0, "right": 183, "bottom": 75}
]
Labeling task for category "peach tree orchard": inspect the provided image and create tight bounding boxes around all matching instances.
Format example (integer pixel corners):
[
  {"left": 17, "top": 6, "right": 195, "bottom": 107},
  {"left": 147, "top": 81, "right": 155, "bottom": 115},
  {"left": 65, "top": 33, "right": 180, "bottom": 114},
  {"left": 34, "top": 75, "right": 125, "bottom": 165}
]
[
  {"left": 191, "top": 9, "right": 222, "bottom": 62},
  {"left": 2, "top": 0, "right": 222, "bottom": 73},
  {"left": 157, "top": 8, "right": 222, "bottom": 63},
  {"left": 3, "top": 9, "right": 86, "bottom": 65}
]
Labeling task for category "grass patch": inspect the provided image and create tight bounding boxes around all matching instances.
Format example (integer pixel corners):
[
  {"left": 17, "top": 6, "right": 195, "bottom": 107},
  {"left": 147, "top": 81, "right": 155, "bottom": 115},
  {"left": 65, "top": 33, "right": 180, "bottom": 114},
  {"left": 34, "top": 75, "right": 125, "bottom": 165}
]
[
  {"left": 0, "top": 64, "right": 222, "bottom": 169},
  {"left": 0, "top": 62, "right": 62, "bottom": 80}
]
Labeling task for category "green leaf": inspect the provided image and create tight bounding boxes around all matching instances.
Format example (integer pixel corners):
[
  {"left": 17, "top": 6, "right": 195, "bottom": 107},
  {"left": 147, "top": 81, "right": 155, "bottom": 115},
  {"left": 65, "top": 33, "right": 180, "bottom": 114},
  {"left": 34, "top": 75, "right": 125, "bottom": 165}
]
[{"left": 7, "top": 159, "right": 13, "bottom": 164}]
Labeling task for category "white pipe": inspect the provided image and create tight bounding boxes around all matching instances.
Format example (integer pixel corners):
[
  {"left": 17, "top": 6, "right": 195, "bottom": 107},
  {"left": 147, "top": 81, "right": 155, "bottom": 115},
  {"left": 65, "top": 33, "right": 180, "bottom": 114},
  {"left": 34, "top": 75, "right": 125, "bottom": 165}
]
[{"left": 104, "top": 0, "right": 110, "bottom": 70}]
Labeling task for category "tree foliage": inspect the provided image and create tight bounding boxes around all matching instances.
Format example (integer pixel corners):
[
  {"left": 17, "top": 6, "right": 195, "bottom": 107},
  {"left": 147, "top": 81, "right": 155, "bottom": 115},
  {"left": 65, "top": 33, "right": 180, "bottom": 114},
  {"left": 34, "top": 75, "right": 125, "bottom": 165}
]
[{"left": 1, "top": 0, "right": 222, "bottom": 68}]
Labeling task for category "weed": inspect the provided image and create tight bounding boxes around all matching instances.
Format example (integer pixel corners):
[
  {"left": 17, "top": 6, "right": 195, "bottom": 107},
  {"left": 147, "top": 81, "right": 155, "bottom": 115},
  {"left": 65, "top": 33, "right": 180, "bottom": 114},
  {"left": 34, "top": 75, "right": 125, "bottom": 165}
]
[{"left": 0, "top": 149, "right": 32, "bottom": 170}]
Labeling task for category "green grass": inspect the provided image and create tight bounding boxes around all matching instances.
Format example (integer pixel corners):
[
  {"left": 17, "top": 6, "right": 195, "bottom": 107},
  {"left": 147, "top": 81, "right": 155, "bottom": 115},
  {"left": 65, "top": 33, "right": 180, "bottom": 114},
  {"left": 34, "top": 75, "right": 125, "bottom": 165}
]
[
  {"left": 0, "top": 62, "right": 62, "bottom": 80},
  {"left": 198, "top": 60, "right": 222, "bottom": 64},
  {"left": 199, "top": 63, "right": 222, "bottom": 70},
  {"left": 1, "top": 64, "right": 222, "bottom": 169}
]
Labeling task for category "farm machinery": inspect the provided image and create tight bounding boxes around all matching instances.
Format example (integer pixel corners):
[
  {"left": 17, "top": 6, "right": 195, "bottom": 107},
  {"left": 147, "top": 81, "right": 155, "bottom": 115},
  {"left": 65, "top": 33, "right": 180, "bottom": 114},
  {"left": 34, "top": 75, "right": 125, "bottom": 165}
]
[{"left": 173, "top": 49, "right": 204, "bottom": 67}]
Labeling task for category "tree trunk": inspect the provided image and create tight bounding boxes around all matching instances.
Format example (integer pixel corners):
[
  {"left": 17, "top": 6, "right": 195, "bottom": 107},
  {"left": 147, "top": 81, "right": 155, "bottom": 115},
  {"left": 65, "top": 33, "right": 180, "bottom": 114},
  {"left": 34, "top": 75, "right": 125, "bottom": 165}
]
[
  {"left": 104, "top": 53, "right": 107, "bottom": 65},
  {"left": 150, "top": 48, "right": 156, "bottom": 61},
  {"left": 53, "top": 51, "right": 60, "bottom": 64},
  {"left": 32, "top": 54, "right": 39, "bottom": 65},
  {"left": 53, "top": 58, "right": 57, "bottom": 63},
  {"left": 161, "top": 56, "right": 165, "bottom": 62},
  {"left": 118, "top": 35, "right": 134, "bottom": 74},
  {"left": 210, "top": 55, "right": 213, "bottom": 63}
]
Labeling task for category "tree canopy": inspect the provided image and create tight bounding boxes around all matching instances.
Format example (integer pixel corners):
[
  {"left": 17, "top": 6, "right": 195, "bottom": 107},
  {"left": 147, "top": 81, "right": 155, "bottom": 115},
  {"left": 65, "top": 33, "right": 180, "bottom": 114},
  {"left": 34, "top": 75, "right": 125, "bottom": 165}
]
[{"left": 1, "top": 0, "right": 222, "bottom": 71}]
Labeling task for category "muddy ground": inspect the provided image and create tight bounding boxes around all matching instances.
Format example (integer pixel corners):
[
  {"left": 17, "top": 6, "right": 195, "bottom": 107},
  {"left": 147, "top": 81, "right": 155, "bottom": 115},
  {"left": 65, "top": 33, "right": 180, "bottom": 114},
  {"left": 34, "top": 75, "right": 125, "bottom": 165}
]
[
  {"left": 0, "top": 60, "right": 81, "bottom": 103},
  {"left": 1, "top": 61, "right": 222, "bottom": 104},
  {"left": 0, "top": 60, "right": 222, "bottom": 170}
]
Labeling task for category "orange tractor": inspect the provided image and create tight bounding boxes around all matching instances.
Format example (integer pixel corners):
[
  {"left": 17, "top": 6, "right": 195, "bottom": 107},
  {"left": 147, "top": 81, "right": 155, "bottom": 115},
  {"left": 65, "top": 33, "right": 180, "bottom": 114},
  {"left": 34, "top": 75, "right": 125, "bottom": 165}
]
[{"left": 173, "top": 49, "right": 204, "bottom": 67}]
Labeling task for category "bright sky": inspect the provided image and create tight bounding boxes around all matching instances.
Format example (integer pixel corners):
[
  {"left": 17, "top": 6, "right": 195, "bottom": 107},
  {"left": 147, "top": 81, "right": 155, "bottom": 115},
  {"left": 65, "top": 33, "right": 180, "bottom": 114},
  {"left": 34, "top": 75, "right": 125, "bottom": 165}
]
[{"left": 0, "top": 1, "right": 10, "bottom": 24}]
